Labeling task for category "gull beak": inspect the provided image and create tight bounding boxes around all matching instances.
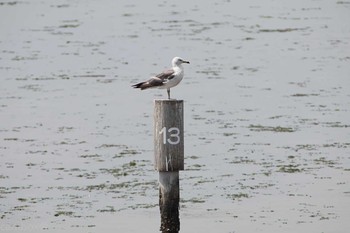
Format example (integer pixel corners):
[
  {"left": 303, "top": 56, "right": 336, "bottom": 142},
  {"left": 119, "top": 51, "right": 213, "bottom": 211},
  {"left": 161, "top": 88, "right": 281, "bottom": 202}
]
[{"left": 183, "top": 60, "right": 190, "bottom": 64}]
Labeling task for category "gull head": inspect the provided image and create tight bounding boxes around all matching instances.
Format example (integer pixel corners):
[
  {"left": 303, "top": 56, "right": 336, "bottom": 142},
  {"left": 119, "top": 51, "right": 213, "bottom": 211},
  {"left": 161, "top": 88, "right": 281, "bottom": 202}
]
[{"left": 172, "top": 57, "right": 190, "bottom": 67}]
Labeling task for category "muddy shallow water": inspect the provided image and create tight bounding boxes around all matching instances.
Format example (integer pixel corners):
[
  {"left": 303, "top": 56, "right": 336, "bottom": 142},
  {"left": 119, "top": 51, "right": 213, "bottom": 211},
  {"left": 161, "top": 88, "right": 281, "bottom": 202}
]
[{"left": 1, "top": 0, "right": 350, "bottom": 232}]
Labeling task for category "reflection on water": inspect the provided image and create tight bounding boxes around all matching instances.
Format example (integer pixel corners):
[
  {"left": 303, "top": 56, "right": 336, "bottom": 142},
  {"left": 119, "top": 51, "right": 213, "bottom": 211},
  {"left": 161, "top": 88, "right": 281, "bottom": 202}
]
[{"left": 1, "top": 0, "right": 349, "bottom": 232}]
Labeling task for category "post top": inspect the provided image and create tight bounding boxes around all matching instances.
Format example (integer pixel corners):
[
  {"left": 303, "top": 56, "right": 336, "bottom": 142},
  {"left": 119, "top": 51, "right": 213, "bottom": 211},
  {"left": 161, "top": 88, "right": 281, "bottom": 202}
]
[{"left": 154, "top": 99, "right": 183, "bottom": 103}]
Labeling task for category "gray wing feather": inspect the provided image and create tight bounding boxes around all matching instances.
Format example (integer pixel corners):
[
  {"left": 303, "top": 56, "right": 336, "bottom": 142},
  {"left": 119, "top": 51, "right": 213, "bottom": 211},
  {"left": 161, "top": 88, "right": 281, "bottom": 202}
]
[
  {"left": 147, "top": 77, "right": 164, "bottom": 86},
  {"left": 155, "top": 69, "right": 175, "bottom": 81}
]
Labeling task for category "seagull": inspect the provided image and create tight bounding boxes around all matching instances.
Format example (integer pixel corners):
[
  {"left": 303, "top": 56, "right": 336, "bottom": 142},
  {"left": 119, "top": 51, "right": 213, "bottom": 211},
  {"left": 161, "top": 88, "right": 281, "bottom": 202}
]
[{"left": 132, "top": 57, "right": 190, "bottom": 99}]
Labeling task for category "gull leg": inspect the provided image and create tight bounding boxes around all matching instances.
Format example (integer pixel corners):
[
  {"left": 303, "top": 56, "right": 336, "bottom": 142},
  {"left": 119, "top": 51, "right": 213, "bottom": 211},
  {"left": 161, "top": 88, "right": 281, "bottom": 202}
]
[{"left": 167, "top": 89, "right": 170, "bottom": 99}]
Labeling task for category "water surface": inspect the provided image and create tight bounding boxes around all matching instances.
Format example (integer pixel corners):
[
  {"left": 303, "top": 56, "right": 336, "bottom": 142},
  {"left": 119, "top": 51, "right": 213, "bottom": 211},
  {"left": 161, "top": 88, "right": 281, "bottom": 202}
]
[{"left": 1, "top": 0, "right": 349, "bottom": 232}]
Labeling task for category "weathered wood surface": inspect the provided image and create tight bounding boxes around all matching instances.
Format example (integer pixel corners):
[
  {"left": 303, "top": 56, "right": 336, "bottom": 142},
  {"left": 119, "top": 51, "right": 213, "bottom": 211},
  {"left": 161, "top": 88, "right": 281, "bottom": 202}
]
[
  {"left": 159, "top": 171, "right": 180, "bottom": 233},
  {"left": 154, "top": 99, "right": 184, "bottom": 171}
]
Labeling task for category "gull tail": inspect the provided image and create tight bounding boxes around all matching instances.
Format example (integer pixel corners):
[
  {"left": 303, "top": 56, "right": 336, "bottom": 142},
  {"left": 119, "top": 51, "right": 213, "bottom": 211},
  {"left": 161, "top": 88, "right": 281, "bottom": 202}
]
[{"left": 131, "top": 82, "right": 151, "bottom": 90}]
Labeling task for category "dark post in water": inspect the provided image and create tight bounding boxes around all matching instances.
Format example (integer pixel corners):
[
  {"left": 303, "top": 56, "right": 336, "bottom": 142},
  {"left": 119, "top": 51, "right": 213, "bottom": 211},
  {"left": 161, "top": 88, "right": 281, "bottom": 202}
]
[{"left": 154, "top": 99, "right": 184, "bottom": 233}]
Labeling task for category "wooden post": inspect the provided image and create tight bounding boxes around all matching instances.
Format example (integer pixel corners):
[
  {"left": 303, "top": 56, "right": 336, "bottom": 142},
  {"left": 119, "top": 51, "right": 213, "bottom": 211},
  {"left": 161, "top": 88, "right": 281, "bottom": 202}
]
[
  {"left": 159, "top": 171, "right": 180, "bottom": 233},
  {"left": 154, "top": 100, "right": 184, "bottom": 172},
  {"left": 154, "top": 100, "right": 184, "bottom": 233}
]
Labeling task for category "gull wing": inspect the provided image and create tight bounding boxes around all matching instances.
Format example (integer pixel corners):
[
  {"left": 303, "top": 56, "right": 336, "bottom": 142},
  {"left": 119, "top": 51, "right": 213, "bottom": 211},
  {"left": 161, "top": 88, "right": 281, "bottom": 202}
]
[{"left": 132, "top": 68, "right": 175, "bottom": 90}]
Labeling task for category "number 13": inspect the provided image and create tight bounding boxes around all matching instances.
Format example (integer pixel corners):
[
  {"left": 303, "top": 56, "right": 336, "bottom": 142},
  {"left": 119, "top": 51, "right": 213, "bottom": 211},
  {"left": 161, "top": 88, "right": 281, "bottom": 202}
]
[{"left": 159, "top": 127, "right": 180, "bottom": 145}]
